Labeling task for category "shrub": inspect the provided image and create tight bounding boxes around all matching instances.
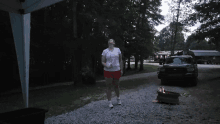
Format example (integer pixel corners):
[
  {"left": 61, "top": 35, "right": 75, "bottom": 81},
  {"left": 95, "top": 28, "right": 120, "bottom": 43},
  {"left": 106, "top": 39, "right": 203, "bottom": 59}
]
[{"left": 80, "top": 66, "right": 96, "bottom": 85}]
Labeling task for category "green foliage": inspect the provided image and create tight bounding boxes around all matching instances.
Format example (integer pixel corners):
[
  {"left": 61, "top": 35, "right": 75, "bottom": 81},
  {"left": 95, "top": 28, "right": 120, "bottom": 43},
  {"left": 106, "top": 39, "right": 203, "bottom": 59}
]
[
  {"left": 80, "top": 65, "right": 96, "bottom": 85},
  {"left": 0, "top": 0, "right": 164, "bottom": 87},
  {"left": 157, "top": 22, "right": 185, "bottom": 51},
  {"left": 81, "top": 66, "right": 95, "bottom": 78},
  {"left": 185, "top": 0, "right": 220, "bottom": 50},
  {"left": 185, "top": 33, "right": 216, "bottom": 50}
]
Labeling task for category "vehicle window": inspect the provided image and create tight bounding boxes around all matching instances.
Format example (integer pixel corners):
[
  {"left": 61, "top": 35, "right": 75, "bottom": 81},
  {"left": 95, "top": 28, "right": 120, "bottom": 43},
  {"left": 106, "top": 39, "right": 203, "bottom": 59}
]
[{"left": 165, "top": 57, "right": 192, "bottom": 64}]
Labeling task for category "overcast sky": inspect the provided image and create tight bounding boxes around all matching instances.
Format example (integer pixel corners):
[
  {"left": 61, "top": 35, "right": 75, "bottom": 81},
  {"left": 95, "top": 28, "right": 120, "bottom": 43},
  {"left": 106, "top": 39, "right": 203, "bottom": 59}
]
[{"left": 154, "top": 0, "right": 201, "bottom": 41}]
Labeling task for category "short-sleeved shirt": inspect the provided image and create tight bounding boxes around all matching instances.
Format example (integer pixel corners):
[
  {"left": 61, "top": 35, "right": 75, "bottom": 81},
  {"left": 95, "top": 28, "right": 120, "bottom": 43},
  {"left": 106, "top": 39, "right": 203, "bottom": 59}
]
[{"left": 102, "top": 47, "right": 121, "bottom": 71}]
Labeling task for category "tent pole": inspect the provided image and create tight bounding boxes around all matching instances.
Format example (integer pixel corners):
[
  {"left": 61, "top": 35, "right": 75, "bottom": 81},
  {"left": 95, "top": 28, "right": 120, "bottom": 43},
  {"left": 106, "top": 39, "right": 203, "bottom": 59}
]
[{"left": 9, "top": 12, "right": 30, "bottom": 108}]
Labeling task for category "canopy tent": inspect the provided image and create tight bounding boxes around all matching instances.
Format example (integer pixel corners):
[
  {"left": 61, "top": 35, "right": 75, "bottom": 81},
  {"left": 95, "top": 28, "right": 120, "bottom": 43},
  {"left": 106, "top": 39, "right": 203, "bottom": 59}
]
[
  {"left": 0, "top": 0, "right": 63, "bottom": 108},
  {"left": 190, "top": 50, "right": 220, "bottom": 57}
]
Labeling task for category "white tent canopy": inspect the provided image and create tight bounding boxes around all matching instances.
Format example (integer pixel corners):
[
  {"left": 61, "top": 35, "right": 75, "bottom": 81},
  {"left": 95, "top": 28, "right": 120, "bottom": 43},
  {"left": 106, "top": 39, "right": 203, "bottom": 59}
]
[
  {"left": 0, "top": 0, "right": 63, "bottom": 14},
  {"left": 0, "top": 0, "right": 63, "bottom": 108}
]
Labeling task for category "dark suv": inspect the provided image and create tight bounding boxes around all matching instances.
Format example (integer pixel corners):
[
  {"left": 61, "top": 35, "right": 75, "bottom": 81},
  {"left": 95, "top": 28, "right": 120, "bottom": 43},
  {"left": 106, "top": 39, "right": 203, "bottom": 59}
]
[{"left": 157, "top": 55, "right": 198, "bottom": 86}]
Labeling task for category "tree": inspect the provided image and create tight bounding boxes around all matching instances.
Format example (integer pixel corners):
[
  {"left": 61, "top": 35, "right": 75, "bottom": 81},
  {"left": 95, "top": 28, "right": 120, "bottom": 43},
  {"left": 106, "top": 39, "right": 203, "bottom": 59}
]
[
  {"left": 70, "top": 0, "right": 84, "bottom": 86},
  {"left": 171, "top": 0, "right": 181, "bottom": 55},
  {"left": 30, "top": 1, "right": 72, "bottom": 84},
  {"left": 185, "top": 0, "right": 220, "bottom": 51},
  {"left": 166, "top": 0, "right": 194, "bottom": 54},
  {"left": 158, "top": 27, "right": 172, "bottom": 51},
  {"left": 1, "top": 0, "right": 167, "bottom": 89},
  {"left": 131, "top": 0, "right": 163, "bottom": 71},
  {"left": 185, "top": 33, "right": 216, "bottom": 50},
  {"left": 158, "top": 22, "right": 185, "bottom": 52}
]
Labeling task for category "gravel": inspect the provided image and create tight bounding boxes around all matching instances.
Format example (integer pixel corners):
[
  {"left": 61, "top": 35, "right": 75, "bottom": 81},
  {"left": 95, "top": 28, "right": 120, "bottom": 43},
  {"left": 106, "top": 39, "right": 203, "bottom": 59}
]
[
  {"left": 44, "top": 67, "right": 220, "bottom": 124},
  {"left": 45, "top": 81, "right": 199, "bottom": 124}
]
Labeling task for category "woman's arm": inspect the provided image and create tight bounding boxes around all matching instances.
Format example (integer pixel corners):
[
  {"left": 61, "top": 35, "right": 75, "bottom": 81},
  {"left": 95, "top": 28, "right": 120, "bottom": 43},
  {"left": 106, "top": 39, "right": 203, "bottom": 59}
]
[
  {"left": 101, "top": 55, "right": 108, "bottom": 68},
  {"left": 119, "top": 54, "right": 123, "bottom": 71}
]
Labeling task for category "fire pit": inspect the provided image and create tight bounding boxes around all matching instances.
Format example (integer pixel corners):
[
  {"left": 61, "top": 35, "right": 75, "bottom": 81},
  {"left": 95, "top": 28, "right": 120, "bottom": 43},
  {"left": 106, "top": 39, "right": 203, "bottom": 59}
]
[
  {"left": 156, "top": 90, "right": 180, "bottom": 105},
  {"left": 152, "top": 87, "right": 180, "bottom": 105}
]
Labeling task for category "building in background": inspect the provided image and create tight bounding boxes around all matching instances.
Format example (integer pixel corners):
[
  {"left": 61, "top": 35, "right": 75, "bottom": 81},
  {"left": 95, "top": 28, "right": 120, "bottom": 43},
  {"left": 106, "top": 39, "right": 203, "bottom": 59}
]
[
  {"left": 154, "top": 50, "right": 183, "bottom": 65},
  {"left": 125, "top": 55, "right": 135, "bottom": 62},
  {"left": 189, "top": 50, "right": 220, "bottom": 64}
]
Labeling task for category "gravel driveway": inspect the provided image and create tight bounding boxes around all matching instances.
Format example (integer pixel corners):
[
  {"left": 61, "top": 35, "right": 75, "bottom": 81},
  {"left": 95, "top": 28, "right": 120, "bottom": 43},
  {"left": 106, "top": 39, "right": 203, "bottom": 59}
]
[
  {"left": 45, "top": 82, "right": 189, "bottom": 124},
  {"left": 45, "top": 71, "right": 216, "bottom": 124},
  {"left": 44, "top": 64, "right": 220, "bottom": 124}
]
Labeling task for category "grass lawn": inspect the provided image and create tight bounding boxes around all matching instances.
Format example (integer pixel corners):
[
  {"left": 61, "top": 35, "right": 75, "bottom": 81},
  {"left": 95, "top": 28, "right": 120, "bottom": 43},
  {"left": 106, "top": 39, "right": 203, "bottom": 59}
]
[
  {"left": 96, "top": 64, "right": 159, "bottom": 80},
  {"left": 0, "top": 64, "right": 158, "bottom": 119},
  {"left": 124, "top": 64, "right": 159, "bottom": 76}
]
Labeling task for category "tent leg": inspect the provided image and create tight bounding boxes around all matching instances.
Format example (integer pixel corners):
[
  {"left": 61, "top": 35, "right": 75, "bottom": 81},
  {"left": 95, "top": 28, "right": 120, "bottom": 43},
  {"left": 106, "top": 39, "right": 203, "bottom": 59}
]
[{"left": 9, "top": 12, "right": 31, "bottom": 108}]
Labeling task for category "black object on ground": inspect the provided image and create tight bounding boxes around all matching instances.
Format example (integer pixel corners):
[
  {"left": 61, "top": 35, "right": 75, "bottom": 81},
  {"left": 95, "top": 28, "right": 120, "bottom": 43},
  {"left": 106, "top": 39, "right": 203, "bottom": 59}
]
[
  {"left": 156, "top": 91, "right": 180, "bottom": 105},
  {"left": 0, "top": 107, "right": 48, "bottom": 124}
]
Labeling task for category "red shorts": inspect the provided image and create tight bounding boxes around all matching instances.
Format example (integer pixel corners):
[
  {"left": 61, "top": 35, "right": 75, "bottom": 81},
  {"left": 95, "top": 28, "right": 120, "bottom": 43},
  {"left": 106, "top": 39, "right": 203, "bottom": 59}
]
[{"left": 104, "top": 70, "right": 121, "bottom": 80}]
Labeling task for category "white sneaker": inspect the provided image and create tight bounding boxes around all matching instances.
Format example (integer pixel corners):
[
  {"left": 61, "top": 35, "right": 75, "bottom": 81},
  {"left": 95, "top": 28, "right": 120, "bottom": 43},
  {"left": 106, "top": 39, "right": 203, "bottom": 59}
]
[
  {"left": 109, "top": 102, "right": 113, "bottom": 108},
  {"left": 117, "top": 99, "right": 121, "bottom": 105}
]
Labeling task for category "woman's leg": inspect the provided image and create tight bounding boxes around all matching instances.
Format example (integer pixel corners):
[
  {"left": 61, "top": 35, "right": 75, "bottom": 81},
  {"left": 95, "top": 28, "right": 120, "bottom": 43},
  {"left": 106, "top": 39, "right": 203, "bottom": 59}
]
[
  {"left": 114, "top": 78, "right": 121, "bottom": 105},
  {"left": 113, "top": 79, "right": 120, "bottom": 97},
  {"left": 105, "top": 77, "right": 113, "bottom": 101},
  {"left": 113, "top": 70, "right": 121, "bottom": 98}
]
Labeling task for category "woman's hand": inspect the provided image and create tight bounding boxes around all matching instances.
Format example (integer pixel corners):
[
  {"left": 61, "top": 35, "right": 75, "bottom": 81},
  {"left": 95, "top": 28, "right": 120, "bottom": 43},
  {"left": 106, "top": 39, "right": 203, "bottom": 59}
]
[
  {"left": 109, "top": 64, "right": 113, "bottom": 68},
  {"left": 106, "top": 63, "right": 113, "bottom": 68}
]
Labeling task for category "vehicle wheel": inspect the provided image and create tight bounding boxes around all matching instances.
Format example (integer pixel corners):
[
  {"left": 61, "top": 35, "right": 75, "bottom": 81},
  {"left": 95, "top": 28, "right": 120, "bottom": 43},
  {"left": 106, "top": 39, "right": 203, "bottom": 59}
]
[
  {"left": 161, "top": 79, "right": 167, "bottom": 85},
  {"left": 159, "top": 62, "right": 162, "bottom": 65},
  {"left": 191, "top": 77, "right": 198, "bottom": 86}
]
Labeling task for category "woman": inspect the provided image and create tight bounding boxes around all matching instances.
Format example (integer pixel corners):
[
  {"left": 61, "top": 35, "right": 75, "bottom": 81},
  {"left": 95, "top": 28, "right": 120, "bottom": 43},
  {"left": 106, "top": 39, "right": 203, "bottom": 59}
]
[{"left": 101, "top": 39, "right": 123, "bottom": 108}]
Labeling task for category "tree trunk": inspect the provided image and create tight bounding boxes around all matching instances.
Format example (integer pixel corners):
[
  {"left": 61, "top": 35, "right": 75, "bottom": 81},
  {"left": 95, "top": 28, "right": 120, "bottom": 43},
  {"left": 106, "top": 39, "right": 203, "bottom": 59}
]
[
  {"left": 43, "top": 64, "right": 49, "bottom": 85},
  {"left": 92, "top": 54, "right": 96, "bottom": 79},
  {"left": 127, "top": 55, "right": 131, "bottom": 70},
  {"left": 171, "top": 27, "right": 174, "bottom": 55},
  {"left": 134, "top": 54, "right": 139, "bottom": 70},
  {"left": 122, "top": 55, "right": 126, "bottom": 75},
  {"left": 73, "top": 0, "right": 77, "bottom": 38},
  {"left": 134, "top": 2, "right": 141, "bottom": 70},
  {"left": 72, "top": 47, "right": 83, "bottom": 86},
  {"left": 139, "top": 54, "right": 144, "bottom": 71},
  {"left": 44, "top": 7, "right": 49, "bottom": 34},
  {"left": 139, "top": 0, "right": 146, "bottom": 72},
  {"left": 57, "top": 59, "right": 63, "bottom": 83},
  {"left": 171, "top": 14, "right": 175, "bottom": 55},
  {"left": 216, "top": 38, "right": 219, "bottom": 51},
  {"left": 72, "top": 55, "right": 75, "bottom": 85},
  {"left": 172, "top": 0, "right": 181, "bottom": 55},
  {"left": 72, "top": 0, "right": 82, "bottom": 86}
]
